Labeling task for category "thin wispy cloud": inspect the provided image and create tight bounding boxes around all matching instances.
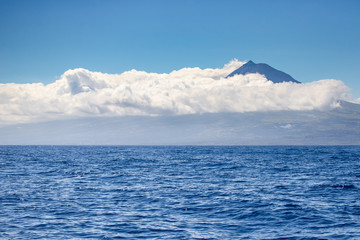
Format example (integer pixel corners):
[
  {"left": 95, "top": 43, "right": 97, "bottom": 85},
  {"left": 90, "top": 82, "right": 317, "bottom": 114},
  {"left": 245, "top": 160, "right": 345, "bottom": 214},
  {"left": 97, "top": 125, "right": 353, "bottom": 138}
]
[{"left": 0, "top": 59, "right": 352, "bottom": 125}]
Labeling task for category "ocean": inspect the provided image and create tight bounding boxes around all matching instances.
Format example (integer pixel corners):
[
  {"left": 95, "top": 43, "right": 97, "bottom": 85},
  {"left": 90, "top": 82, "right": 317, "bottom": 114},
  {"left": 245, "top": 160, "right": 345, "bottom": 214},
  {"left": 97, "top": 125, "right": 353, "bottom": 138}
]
[{"left": 1, "top": 146, "right": 359, "bottom": 239}]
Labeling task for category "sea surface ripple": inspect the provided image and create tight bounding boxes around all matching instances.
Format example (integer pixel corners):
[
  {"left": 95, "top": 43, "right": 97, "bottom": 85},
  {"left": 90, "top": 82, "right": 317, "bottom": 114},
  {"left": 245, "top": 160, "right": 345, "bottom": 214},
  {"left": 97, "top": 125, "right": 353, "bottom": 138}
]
[{"left": 0, "top": 146, "right": 360, "bottom": 239}]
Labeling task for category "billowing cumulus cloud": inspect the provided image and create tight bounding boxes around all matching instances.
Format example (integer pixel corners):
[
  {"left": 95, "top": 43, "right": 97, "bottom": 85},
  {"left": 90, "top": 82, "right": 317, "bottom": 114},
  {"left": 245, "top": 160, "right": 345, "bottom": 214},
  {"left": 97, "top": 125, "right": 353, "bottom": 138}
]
[{"left": 0, "top": 59, "right": 353, "bottom": 125}]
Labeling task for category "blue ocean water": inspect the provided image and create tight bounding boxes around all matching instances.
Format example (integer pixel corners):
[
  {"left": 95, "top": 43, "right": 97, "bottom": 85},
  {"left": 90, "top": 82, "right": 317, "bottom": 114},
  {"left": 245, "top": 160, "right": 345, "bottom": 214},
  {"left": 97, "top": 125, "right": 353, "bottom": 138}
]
[{"left": 0, "top": 146, "right": 360, "bottom": 239}]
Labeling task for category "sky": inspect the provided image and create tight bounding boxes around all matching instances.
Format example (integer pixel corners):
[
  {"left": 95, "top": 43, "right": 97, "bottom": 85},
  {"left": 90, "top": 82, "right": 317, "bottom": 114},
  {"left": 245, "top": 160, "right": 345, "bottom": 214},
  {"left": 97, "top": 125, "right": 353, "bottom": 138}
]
[{"left": 0, "top": 0, "right": 360, "bottom": 98}]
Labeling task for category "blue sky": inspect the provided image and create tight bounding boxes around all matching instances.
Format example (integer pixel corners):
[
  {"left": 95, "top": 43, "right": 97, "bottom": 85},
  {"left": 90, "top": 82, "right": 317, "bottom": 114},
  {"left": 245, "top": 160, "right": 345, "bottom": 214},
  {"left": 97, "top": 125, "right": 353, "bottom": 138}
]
[{"left": 1, "top": 0, "right": 360, "bottom": 97}]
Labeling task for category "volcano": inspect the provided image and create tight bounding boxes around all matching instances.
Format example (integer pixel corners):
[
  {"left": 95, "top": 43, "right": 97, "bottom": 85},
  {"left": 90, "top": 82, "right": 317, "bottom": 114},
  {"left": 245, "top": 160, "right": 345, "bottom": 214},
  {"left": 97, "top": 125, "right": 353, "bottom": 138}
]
[{"left": 227, "top": 60, "right": 300, "bottom": 83}]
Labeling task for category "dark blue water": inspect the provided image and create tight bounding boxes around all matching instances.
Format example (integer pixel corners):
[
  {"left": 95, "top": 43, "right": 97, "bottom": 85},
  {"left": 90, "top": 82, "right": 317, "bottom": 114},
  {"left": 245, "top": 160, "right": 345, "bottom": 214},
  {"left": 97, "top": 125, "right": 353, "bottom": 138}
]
[{"left": 1, "top": 146, "right": 360, "bottom": 239}]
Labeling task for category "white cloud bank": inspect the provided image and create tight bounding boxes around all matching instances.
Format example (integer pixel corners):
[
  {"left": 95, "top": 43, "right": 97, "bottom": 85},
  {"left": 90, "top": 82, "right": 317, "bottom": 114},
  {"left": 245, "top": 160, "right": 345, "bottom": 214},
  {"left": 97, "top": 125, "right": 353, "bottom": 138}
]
[{"left": 0, "top": 59, "right": 353, "bottom": 125}]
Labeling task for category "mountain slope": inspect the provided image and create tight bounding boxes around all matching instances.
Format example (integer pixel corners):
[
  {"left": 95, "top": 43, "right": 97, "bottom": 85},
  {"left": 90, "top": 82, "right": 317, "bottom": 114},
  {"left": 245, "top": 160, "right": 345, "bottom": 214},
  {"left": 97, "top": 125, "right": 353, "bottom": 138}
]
[
  {"left": 0, "top": 101, "right": 359, "bottom": 145},
  {"left": 227, "top": 60, "right": 300, "bottom": 83}
]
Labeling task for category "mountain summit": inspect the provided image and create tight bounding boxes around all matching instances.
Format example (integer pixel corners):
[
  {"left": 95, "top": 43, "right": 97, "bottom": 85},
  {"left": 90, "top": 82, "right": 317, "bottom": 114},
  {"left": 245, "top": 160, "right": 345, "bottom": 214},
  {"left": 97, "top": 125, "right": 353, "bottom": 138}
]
[{"left": 227, "top": 60, "right": 300, "bottom": 83}]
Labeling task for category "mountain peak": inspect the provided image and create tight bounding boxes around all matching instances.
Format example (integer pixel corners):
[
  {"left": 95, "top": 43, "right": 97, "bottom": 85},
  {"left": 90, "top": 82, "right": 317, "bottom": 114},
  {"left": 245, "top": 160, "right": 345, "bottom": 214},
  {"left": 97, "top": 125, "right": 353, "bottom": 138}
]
[{"left": 227, "top": 60, "right": 300, "bottom": 83}]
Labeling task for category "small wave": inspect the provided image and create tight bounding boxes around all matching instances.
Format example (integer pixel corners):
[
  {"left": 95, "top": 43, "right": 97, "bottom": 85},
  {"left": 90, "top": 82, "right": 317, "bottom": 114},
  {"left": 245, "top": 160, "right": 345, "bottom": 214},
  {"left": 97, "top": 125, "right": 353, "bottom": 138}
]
[
  {"left": 330, "top": 184, "right": 356, "bottom": 189},
  {"left": 311, "top": 183, "right": 356, "bottom": 190}
]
